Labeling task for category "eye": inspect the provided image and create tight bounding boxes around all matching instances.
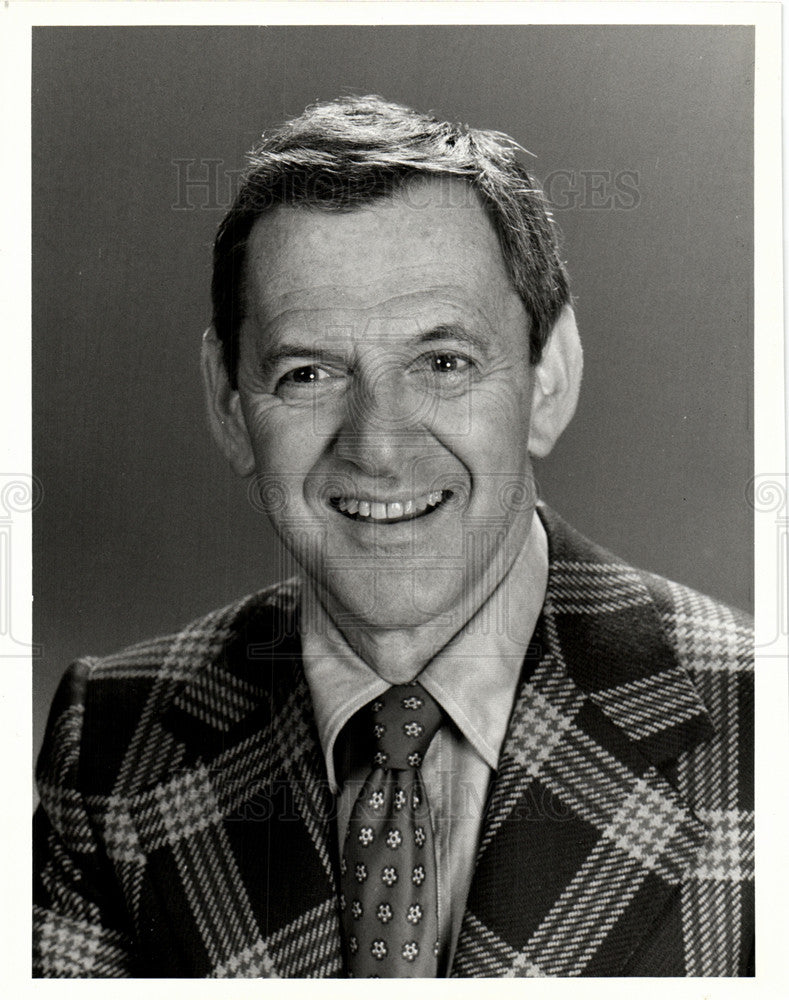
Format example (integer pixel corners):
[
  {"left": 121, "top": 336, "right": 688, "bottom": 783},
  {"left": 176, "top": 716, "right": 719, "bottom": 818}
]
[
  {"left": 429, "top": 353, "right": 471, "bottom": 374},
  {"left": 412, "top": 351, "right": 475, "bottom": 387},
  {"left": 272, "top": 360, "right": 348, "bottom": 401},
  {"left": 406, "top": 350, "right": 476, "bottom": 397},
  {"left": 278, "top": 364, "right": 331, "bottom": 386}
]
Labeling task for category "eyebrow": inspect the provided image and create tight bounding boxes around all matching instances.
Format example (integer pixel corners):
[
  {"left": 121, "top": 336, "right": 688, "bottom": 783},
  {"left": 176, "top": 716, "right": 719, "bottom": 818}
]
[
  {"left": 257, "top": 341, "right": 347, "bottom": 379},
  {"left": 415, "top": 323, "right": 491, "bottom": 354},
  {"left": 258, "top": 323, "right": 491, "bottom": 377}
]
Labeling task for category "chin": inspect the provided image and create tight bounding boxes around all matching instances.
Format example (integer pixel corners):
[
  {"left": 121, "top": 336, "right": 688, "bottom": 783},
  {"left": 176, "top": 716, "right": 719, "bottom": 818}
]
[{"left": 324, "top": 567, "right": 467, "bottom": 630}]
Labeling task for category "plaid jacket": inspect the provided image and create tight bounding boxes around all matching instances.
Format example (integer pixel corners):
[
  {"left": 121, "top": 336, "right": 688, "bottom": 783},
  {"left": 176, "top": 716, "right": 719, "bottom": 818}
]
[{"left": 33, "top": 506, "right": 753, "bottom": 977}]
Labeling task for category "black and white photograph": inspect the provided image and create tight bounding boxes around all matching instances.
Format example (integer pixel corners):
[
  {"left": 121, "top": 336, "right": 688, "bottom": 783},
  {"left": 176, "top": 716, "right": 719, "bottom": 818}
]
[{"left": 5, "top": 2, "right": 784, "bottom": 988}]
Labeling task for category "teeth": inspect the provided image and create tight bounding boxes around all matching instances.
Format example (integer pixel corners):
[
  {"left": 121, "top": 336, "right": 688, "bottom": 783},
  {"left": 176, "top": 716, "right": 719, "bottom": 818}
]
[{"left": 334, "top": 490, "right": 448, "bottom": 521}]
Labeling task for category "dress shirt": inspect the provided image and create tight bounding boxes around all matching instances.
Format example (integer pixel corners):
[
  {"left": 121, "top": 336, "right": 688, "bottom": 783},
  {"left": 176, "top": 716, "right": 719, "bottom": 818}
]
[{"left": 299, "top": 509, "right": 548, "bottom": 975}]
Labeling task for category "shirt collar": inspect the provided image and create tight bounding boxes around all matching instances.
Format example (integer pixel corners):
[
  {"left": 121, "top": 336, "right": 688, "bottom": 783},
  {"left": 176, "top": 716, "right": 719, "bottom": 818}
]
[{"left": 299, "top": 510, "right": 548, "bottom": 791}]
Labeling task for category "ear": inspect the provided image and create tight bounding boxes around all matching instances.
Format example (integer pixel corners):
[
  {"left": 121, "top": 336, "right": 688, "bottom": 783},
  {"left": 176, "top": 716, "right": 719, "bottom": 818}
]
[
  {"left": 200, "top": 327, "right": 256, "bottom": 476},
  {"left": 528, "top": 304, "right": 583, "bottom": 458}
]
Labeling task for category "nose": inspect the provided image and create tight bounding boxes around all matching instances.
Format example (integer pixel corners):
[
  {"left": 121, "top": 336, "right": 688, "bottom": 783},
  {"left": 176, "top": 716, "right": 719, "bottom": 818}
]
[{"left": 334, "top": 369, "right": 424, "bottom": 479}]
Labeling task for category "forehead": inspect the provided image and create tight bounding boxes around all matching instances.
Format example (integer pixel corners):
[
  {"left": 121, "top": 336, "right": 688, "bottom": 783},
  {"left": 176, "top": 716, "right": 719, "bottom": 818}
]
[{"left": 243, "top": 178, "right": 522, "bottom": 332}]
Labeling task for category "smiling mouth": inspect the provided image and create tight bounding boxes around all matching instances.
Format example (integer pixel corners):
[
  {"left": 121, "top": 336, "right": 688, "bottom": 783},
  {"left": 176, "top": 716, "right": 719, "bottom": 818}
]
[{"left": 329, "top": 490, "right": 453, "bottom": 524}]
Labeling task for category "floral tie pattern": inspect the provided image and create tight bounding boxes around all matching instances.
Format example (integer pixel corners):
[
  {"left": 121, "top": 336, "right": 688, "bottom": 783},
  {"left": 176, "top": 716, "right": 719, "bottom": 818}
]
[{"left": 340, "top": 682, "right": 443, "bottom": 977}]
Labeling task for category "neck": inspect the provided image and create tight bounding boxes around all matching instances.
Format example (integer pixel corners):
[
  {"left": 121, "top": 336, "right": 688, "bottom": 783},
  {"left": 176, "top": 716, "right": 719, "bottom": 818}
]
[
  {"left": 332, "top": 622, "right": 454, "bottom": 685},
  {"left": 308, "top": 511, "right": 540, "bottom": 684}
]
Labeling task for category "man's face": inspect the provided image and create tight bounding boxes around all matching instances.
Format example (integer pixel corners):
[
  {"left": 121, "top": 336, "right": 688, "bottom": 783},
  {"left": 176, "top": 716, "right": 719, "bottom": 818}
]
[{"left": 235, "top": 178, "right": 538, "bottom": 629}]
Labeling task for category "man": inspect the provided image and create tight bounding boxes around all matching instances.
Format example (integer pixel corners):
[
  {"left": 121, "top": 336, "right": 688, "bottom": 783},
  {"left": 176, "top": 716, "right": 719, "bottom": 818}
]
[{"left": 33, "top": 96, "right": 753, "bottom": 977}]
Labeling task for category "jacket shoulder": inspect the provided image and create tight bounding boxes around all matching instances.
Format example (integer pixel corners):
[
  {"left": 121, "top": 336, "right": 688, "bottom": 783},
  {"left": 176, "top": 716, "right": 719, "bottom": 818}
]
[
  {"left": 66, "top": 579, "right": 298, "bottom": 687},
  {"left": 538, "top": 502, "right": 752, "bottom": 678},
  {"left": 638, "top": 570, "right": 753, "bottom": 678},
  {"left": 36, "top": 580, "right": 300, "bottom": 796}
]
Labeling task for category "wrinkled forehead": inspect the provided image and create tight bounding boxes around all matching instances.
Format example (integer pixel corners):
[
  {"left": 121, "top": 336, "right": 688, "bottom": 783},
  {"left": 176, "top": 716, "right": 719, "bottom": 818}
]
[{"left": 242, "top": 177, "right": 520, "bottom": 328}]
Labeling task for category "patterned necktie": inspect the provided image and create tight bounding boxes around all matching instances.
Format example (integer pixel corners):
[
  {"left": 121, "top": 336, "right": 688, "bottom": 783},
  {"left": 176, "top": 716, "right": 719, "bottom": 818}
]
[{"left": 340, "top": 682, "right": 444, "bottom": 977}]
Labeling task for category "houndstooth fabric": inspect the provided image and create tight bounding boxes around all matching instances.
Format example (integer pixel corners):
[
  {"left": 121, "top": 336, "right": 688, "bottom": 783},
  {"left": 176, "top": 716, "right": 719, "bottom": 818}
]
[{"left": 33, "top": 505, "right": 753, "bottom": 977}]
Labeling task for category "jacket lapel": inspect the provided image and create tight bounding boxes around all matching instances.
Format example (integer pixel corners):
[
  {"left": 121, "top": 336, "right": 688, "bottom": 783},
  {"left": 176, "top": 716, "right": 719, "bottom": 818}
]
[
  {"left": 452, "top": 507, "right": 715, "bottom": 977},
  {"left": 127, "top": 584, "right": 343, "bottom": 977}
]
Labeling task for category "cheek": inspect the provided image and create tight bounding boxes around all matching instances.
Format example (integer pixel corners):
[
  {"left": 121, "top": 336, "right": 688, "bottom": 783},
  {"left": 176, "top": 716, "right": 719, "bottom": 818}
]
[
  {"left": 451, "top": 385, "right": 534, "bottom": 521},
  {"left": 245, "top": 409, "right": 327, "bottom": 522},
  {"left": 244, "top": 400, "right": 323, "bottom": 474},
  {"left": 460, "top": 380, "right": 532, "bottom": 460}
]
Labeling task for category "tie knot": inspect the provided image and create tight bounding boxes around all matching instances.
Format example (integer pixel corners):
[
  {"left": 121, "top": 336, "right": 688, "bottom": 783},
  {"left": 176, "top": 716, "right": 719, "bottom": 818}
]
[{"left": 366, "top": 682, "right": 443, "bottom": 770}]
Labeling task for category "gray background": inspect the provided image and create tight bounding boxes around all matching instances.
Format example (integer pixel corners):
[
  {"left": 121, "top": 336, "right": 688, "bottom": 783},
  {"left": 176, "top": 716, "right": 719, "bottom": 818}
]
[{"left": 33, "top": 25, "right": 754, "bottom": 761}]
